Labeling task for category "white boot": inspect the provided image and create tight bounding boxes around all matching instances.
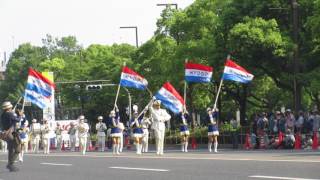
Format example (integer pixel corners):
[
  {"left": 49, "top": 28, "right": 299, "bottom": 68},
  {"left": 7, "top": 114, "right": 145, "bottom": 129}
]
[
  {"left": 181, "top": 142, "right": 185, "bottom": 152},
  {"left": 185, "top": 142, "right": 188, "bottom": 152},
  {"left": 208, "top": 142, "right": 212, "bottom": 152},
  {"left": 116, "top": 144, "right": 120, "bottom": 155},
  {"left": 112, "top": 144, "right": 116, "bottom": 154},
  {"left": 18, "top": 153, "right": 23, "bottom": 162},
  {"left": 137, "top": 144, "right": 142, "bottom": 155},
  {"left": 214, "top": 142, "right": 218, "bottom": 153}
]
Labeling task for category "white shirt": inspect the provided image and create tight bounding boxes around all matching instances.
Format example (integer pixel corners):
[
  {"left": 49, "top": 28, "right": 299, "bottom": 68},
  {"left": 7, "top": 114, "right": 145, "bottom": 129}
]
[
  {"left": 41, "top": 124, "right": 51, "bottom": 139},
  {"left": 149, "top": 107, "right": 171, "bottom": 131},
  {"left": 78, "top": 123, "right": 89, "bottom": 138},
  {"left": 96, "top": 122, "right": 107, "bottom": 136}
]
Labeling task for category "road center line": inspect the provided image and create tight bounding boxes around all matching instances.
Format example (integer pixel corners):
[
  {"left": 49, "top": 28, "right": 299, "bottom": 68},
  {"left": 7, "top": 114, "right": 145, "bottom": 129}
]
[
  {"left": 109, "top": 166, "right": 169, "bottom": 172},
  {"left": 41, "top": 162, "right": 72, "bottom": 166},
  {"left": 249, "top": 175, "right": 320, "bottom": 180}
]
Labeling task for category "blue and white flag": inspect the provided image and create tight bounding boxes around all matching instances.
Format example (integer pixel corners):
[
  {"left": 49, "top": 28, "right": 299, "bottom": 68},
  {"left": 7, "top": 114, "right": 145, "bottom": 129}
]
[
  {"left": 222, "top": 60, "right": 254, "bottom": 83},
  {"left": 185, "top": 62, "right": 213, "bottom": 83},
  {"left": 155, "top": 82, "right": 185, "bottom": 114},
  {"left": 24, "top": 68, "right": 55, "bottom": 109},
  {"left": 120, "top": 66, "right": 148, "bottom": 90}
]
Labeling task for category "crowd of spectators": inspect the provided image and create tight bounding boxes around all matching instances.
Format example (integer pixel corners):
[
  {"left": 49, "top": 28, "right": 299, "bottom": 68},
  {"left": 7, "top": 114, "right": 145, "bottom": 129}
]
[{"left": 250, "top": 109, "right": 320, "bottom": 149}]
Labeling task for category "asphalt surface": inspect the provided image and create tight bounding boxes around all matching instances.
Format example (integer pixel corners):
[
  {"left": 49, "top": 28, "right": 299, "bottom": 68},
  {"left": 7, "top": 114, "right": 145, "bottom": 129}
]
[{"left": 0, "top": 149, "right": 319, "bottom": 180}]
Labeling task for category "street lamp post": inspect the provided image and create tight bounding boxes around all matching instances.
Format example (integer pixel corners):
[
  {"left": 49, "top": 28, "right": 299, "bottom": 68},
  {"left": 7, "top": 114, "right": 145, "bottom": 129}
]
[
  {"left": 156, "top": 3, "right": 178, "bottom": 10},
  {"left": 120, "top": 26, "right": 139, "bottom": 48}
]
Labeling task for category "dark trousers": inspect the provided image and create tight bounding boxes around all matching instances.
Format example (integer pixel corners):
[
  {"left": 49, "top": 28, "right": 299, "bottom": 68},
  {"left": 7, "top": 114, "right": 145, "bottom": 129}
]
[
  {"left": 6, "top": 133, "right": 19, "bottom": 166},
  {"left": 231, "top": 131, "right": 239, "bottom": 149}
]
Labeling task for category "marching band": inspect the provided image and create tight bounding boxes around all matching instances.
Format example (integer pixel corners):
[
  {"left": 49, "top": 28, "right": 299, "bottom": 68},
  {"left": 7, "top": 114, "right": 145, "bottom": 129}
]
[{"left": 0, "top": 101, "right": 221, "bottom": 157}]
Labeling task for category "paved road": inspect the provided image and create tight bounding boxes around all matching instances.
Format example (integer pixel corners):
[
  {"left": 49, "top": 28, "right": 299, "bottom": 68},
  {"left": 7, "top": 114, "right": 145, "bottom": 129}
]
[{"left": 0, "top": 150, "right": 319, "bottom": 180}]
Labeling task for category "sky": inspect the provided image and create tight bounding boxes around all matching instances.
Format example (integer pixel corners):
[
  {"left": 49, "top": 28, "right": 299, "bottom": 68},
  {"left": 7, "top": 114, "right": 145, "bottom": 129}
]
[{"left": 0, "top": 0, "right": 194, "bottom": 56}]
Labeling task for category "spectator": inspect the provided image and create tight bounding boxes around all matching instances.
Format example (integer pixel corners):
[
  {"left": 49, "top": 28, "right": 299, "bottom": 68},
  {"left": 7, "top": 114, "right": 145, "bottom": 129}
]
[
  {"left": 313, "top": 110, "right": 320, "bottom": 133},
  {"left": 285, "top": 109, "right": 295, "bottom": 132},
  {"left": 305, "top": 111, "right": 314, "bottom": 134},
  {"left": 284, "top": 129, "right": 295, "bottom": 149},
  {"left": 230, "top": 118, "right": 238, "bottom": 149},
  {"left": 295, "top": 111, "right": 304, "bottom": 133}
]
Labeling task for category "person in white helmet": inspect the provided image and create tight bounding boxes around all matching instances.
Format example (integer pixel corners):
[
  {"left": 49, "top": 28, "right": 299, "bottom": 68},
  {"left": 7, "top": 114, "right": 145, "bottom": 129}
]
[
  {"left": 41, "top": 119, "right": 51, "bottom": 154},
  {"left": 109, "top": 105, "right": 122, "bottom": 155},
  {"left": 179, "top": 109, "right": 190, "bottom": 152},
  {"left": 130, "top": 111, "right": 144, "bottom": 155},
  {"left": 77, "top": 115, "right": 89, "bottom": 155},
  {"left": 55, "top": 123, "right": 63, "bottom": 151},
  {"left": 141, "top": 109, "right": 152, "bottom": 153},
  {"left": 95, "top": 116, "right": 107, "bottom": 152},
  {"left": 68, "top": 121, "right": 77, "bottom": 152},
  {"left": 149, "top": 99, "right": 171, "bottom": 155},
  {"left": 18, "top": 120, "right": 29, "bottom": 162},
  {"left": 207, "top": 107, "right": 219, "bottom": 153},
  {"left": 30, "top": 119, "right": 41, "bottom": 153}
]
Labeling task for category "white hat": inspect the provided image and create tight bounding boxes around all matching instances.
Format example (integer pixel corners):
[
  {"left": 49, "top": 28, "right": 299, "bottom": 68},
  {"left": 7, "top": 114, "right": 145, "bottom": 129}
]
[
  {"left": 32, "top": 119, "right": 37, "bottom": 123},
  {"left": 24, "top": 120, "right": 29, "bottom": 126},
  {"left": 207, "top": 107, "right": 212, "bottom": 112},
  {"left": 98, "top": 116, "right": 103, "bottom": 120},
  {"left": 2, "top": 101, "right": 13, "bottom": 110},
  {"left": 79, "top": 115, "right": 85, "bottom": 120},
  {"left": 153, "top": 100, "right": 161, "bottom": 106}
]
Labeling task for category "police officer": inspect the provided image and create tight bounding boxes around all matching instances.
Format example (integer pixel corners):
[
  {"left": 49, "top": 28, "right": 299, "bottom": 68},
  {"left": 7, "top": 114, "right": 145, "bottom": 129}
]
[
  {"left": 41, "top": 119, "right": 51, "bottom": 154},
  {"left": 96, "top": 116, "right": 107, "bottom": 152},
  {"left": 149, "top": 99, "right": 171, "bottom": 155},
  {"left": 68, "top": 122, "right": 77, "bottom": 152},
  {"left": 55, "top": 123, "right": 63, "bottom": 151},
  {"left": 1, "top": 101, "right": 22, "bottom": 172},
  {"left": 30, "top": 119, "right": 41, "bottom": 153}
]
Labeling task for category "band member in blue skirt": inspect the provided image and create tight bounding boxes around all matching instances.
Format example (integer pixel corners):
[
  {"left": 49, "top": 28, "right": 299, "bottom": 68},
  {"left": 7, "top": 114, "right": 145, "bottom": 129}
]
[
  {"left": 179, "top": 110, "right": 190, "bottom": 152},
  {"left": 207, "top": 107, "right": 219, "bottom": 153},
  {"left": 109, "top": 105, "right": 121, "bottom": 155},
  {"left": 130, "top": 111, "right": 144, "bottom": 155}
]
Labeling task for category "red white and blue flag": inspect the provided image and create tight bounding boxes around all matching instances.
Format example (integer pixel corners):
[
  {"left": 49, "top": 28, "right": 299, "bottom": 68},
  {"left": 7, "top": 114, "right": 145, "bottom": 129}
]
[
  {"left": 24, "top": 68, "right": 55, "bottom": 109},
  {"left": 120, "top": 66, "right": 148, "bottom": 90},
  {"left": 185, "top": 62, "right": 213, "bottom": 83},
  {"left": 222, "top": 60, "right": 254, "bottom": 83},
  {"left": 155, "top": 82, "right": 185, "bottom": 114}
]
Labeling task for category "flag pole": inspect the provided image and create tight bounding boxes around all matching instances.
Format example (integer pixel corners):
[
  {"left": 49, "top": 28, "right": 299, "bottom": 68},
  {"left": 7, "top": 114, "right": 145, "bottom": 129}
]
[
  {"left": 114, "top": 62, "right": 126, "bottom": 110},
  {"left": 13, "top": 96, "right": 22, "bottom": 112},
  {"left": 213, "top": 55, "right": 230, "bottom": 110},
  {"left": 184, "top": 59, "right": 188, "bottom": 111}
]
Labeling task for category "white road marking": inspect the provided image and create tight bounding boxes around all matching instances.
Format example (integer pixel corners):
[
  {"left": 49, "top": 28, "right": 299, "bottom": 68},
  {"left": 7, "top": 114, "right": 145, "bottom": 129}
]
[
  {"left": 41, "top": 162, "right": 72, "bottom": 166},
  {"left": 0, "top": 160, "right": 6, "bottom": 162},
  {"left": 26, "top": 154, "right": 320, "bottom": 163},
  {"left": 249, "top": 175, "right": 320, "bottom": 180},
  {"left": 109, "top": 166, "right": 169, "bottom": 172}
]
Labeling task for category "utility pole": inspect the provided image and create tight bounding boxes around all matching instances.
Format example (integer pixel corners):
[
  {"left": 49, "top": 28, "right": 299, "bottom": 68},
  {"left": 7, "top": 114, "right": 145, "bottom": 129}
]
[{"left": 292, "top": 0, "right": 301, "bottom": 113}]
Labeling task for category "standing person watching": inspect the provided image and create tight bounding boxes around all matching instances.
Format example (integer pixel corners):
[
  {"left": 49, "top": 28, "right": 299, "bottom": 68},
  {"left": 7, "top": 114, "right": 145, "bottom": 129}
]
[
  {"left": 96, "top": 116, "right": 107, "bottom": 152},
  {"left": 41, "top": 119, "right": 51, "bottom": 154},
  {"left": 0, "top": 101, "right": 23, "bottom": 172},
  {"left": 30, "top": 119, "right": 41, "bottom": 153},
  {"left": 55, "top": 123, "right": 63, "bottom": 151}
]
